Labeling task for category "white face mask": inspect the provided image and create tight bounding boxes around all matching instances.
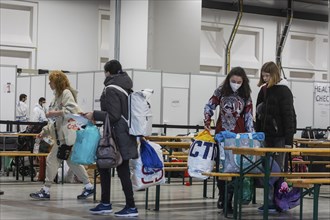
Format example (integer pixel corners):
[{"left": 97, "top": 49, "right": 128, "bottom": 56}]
[{"left": 230, "top": 82, "right": 242, "bottom": 92}]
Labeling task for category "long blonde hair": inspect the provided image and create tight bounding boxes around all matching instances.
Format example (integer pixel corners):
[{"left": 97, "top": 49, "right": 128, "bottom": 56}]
[
  {"left": 257, "top": 61, "right": 281, "bottom": 88},
  {"left": 49, "top": 71, "right": 76, "bottom": 100}
]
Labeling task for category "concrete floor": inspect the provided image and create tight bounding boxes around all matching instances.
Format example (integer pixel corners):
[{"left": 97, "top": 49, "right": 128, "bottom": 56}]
[{"left": 0, "top": 174, "right": 330, "bottom": 220}]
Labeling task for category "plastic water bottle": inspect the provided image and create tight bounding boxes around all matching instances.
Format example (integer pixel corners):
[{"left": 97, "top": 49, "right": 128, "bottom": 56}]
[
  {"left": 33, "top": 138, "right": 40, "bottom": 154},
  {"left": 43, "top": 137, "right": 52, "bottom": 145}
]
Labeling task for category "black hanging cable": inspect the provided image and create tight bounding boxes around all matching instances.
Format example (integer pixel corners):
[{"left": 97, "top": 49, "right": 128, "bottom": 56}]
[{"left": 276, "top": 0, "right": 293, "bottom": 79}]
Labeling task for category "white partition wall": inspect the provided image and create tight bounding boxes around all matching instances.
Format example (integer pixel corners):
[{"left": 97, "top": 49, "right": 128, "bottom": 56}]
[
  {"left": 2, "top": 67, "right": 329, "bottom": 135},
  {"left": 162, "top": 73, "right": 190, "bottom": 135},
  {"left": 30, "top": 75, "right": 47, "bottom": 115},
  {"left": 0, "top": 65, "right": 16, "bottom": 130},
  {"left": 77, "top": 72, "right": 94, "bottom": 112},
  {"left": 291, "top": 81, "right": 314, "bottom": 129},
  {"left": 93, "top": 71, "right": 105, "bottom": 111},
  {"left": 190, "top": 74, "right": 218, "bottom": 127}
]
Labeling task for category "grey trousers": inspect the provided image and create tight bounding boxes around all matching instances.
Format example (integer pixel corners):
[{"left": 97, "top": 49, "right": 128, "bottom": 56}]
[{"left": 44, "top": 142, "right": 90, "bottom": 188}]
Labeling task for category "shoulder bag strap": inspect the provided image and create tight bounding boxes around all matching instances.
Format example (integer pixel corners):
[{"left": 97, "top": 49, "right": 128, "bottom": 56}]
[{"left": 53, "top": 122, "right": 61, "bottom": 146}]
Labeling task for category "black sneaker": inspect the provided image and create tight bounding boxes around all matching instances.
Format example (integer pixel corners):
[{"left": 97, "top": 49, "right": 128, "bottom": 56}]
[
  {"left": 258, "top": 205, "right": 278, "bottom": 213},
  {"left": 114, "top": 206, "right": 138, "bottom": 217},
  {"left": 77, "top": 187, "right": 94, "bottom": 200},
  {"left": 89, "top": 203, "right": 113, "bottom": 215},
  {"left": 30, "top": 189, "right": 50, "bottom": 200}
]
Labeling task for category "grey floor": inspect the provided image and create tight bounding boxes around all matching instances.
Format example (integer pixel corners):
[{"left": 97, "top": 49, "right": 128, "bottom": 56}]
[{"left": 0, "top": 173, "right": 330, "bottom": 220}]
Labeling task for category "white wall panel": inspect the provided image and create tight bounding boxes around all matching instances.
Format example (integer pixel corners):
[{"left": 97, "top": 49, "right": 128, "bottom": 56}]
[
  {"left": 202, "top": 9, "right": 278, "bottom": 74},
  {"left": 0, "top": 1, "right": 37, "bottom": 47},
  {"left": 0, "top": 66, "right": 16, "bottom": 130},
  {"left": 291, "top": 81, "right": 314, "bottom": 128},
  {"left": 231, "top": 27, "right": 262, "bottom": 73},
  {"left": 30, "top": 75, "right": 47, "bottom": 115},
  {"left": 77, "top": 73, "right": 94, "bottom": 112},
  {"left": 98, "top": 9, "right": 110, "bottom": 69},
  {"left": 120, "top": 0, "right": 149, "bottom": 69},
  {"left": 0, "top": 46, "right": 36, "bottom": 69},
  {"left": 93, "top": 71, "right": 105, "bottom": 111},
  {"left": 200, "top": 24, "right": 225, "bottom": 74},
  {"left": 163, "top": 87, "right": 189, "bottom": 135},
  {"left": 190, "top": 74, "right": 218, "bottom": 126},
  {"left": 163, "top": 73, "right": 189, "bottom": 88},
  {"left": 67, "top": 73, "right": 77, "bottom": 90}
]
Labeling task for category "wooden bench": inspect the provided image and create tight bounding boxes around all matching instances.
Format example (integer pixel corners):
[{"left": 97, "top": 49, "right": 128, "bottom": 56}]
[
  {"left": 202, "top": 171, "right": 330, "bottom": 180},
  {"left": 168, "top": 155, "right": 188, "bottom": 160},
  {"left": 287, "top": 178, "right": 330, "bottom": 220},
  {"left": 164, "top": 162, "right": 187, "bottom": 166},
  {"left": 145, "top": 136, "right": 193, "bottom": 141},
  {"left": 202, "top": 171, "right": 330, "bottom": 217},
  {"left": 0, "top": 151, "right": 48, "bottom": 181},
  {"left": 292, "top": 160, "right": 330, "bottom": 165}
]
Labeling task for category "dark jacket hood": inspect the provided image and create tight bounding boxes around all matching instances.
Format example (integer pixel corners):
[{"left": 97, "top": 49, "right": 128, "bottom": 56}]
[{"left": 104, "top": 72, "right": 133, "bottom": 91}]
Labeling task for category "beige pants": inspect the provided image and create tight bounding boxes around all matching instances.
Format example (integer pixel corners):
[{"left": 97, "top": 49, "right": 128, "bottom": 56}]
[{"left": 44, "top": 143, "right": 89, "bottom": 188}]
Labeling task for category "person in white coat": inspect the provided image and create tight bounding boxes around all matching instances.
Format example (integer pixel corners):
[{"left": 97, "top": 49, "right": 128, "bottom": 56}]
[
  {"left": 16, "top": 94, "right": 29, "bottom": 131},
  {"left": 30, "top": 97, "right": 48, "bottom": 122}
]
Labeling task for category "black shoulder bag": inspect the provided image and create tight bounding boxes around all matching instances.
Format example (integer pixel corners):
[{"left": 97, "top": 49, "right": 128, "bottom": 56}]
[{"left": 54, "top": 122, "right": 72, "bottom": 160}]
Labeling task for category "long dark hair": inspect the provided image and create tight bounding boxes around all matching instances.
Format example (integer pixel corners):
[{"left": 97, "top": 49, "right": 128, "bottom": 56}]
[{"left": 220, "top": 66, "right": 251, "bottom": 99}]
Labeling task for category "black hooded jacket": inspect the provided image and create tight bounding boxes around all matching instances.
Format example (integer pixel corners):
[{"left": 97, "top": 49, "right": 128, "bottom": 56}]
[
  {"left": 255, "top": 79, "right": 296, "bottom": 146},
  {"left": 93, "top": 72, "right": 138, "bottom": 160}
]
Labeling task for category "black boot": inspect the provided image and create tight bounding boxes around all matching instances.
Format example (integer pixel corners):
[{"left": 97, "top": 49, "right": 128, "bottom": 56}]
[
  {"left": 225, "top": 192, "right": 234, "bottom": 214},
  {"left": 217, "top": 180, "right": 225, "bottom": 209},
  {"left": 217, "top": 195, "right": 224, "bottom": 209}
]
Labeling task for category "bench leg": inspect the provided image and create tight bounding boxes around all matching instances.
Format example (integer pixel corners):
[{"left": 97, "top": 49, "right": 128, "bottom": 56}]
[
  {"left": 300, "top": 188, "right": 303, "bottom": 220},
  {"left": 212, "top": 176, "right": 216, "bottom": 199},
  {"left": 145, "top": 188, "right": 149, "bottom": 210},
  {"left": 312, "top": 184, "right": 321, "bottom": 220},
  {"left": 224, "top": 180, "right": 228, "bottom": 217},
  {"left": 203, "top": 179, "right": 207, "bottom": 198},
  {"left": 155, "top": 185, "right": 160, "bottom": 211},
  {"left": 15, "top": 157, "right": 19, "bottom": 180},
  {"left": 29, "top": 156, "right": 34, "bottom": 182},
  {"left": 252, "top": 179, "right": 256, "bottom": 204}
]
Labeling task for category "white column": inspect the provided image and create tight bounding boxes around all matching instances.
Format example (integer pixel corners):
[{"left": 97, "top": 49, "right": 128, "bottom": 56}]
[
  {"left": 148, "top": 0, "right": 202, "bottom": 73},
  {"left": 117, "top": 0, "right": 149, "bottom": 69}
]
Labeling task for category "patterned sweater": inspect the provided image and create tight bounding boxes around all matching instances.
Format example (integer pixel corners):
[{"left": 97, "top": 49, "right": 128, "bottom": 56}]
[{"left": 204, "top": 86, "right": 254, "bottom": 134}]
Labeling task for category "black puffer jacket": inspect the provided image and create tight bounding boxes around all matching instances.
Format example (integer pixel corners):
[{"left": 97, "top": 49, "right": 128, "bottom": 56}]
[
  {"left": 93, "top": 72, "right": 138, "bottom": 160},
  {"left": 255, "top": 79, "right": 296, "bottom": 146}
]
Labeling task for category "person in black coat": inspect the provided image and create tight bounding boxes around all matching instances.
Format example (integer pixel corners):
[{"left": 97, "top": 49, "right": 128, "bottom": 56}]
[
  {"left": 255, "top": 61, "right": 296, "bottom": 212},
  {"left": 85, "top": 60, "right": 138, "bottom": 217}
]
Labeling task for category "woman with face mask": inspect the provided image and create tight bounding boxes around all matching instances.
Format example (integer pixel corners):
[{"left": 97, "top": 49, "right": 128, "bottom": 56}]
[{"left": 204, "top": 66, "right": 254, "bottom": 214}]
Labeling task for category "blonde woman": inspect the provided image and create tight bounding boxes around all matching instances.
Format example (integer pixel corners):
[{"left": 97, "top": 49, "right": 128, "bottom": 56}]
[
  {"left": 255, "top": 61, "right": 296, "bottom": 212},
  {"left": 30, "top": 71, "right": 94, "bottom": 200}
]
